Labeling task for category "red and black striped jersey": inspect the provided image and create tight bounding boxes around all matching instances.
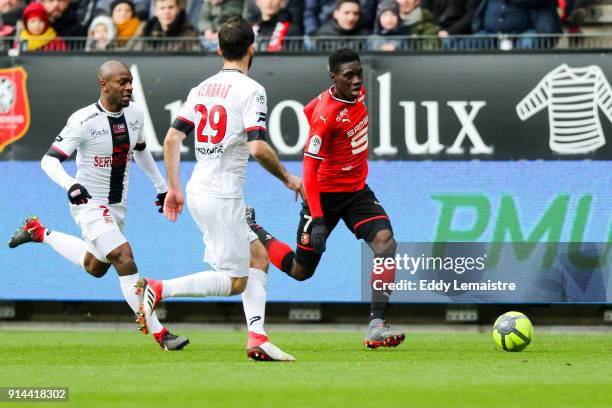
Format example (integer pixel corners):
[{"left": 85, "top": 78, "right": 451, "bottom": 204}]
[{"left": 303, "top": 86, "right": 369, "bottom": 192}]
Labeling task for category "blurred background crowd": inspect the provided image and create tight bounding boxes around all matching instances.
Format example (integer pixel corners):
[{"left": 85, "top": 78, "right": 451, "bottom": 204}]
[{"left": 0, "top": 0, "right": 609, "bottom": 52}]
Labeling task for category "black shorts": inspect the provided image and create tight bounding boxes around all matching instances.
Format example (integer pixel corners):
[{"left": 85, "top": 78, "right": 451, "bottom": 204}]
[{"left": 295, "top": 185, "right": 393, "bottom": 268}]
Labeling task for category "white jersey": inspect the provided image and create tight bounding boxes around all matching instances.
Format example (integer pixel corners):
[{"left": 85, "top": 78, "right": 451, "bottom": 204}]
[
  {"left": 174, "top": 69, "right": 268, "bottom": 198},
  {"left": 48, "top": 101, "right": 146, "bottom": 205}
]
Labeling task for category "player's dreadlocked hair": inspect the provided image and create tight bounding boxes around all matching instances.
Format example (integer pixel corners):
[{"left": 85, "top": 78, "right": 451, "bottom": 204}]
[
  {"left": 218, "top": 15, "right": 255, "bottom": 61},
  {"left": 328, "top": 49, "right": 361, "bottom": 74}
]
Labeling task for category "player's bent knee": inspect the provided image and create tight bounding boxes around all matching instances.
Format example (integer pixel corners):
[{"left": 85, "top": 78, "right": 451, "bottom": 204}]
[
  {"left": 230, "top": 276, "right": 248, "bottom": 295},
  {"left": 83, "top": 254, "right": 111, "bottom": 278},
  {"left": 371, "top": 229, "right": 396, "bottom": 256},
  {"left": 291, "top": 266, "right": 315, "bottom": 281}
]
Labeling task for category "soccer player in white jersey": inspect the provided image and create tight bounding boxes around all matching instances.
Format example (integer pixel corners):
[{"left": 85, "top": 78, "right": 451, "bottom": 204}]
[
  {"left": 135, "top": 16, "right": 303, "bottom": 361},
  {"left": 8, "top": 60, "right": 189, "bottom": 351}
]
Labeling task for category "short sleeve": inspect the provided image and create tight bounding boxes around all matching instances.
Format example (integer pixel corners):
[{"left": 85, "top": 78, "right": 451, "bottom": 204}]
[
  {"left": 303, "top": 111, "right": 333, "bottom": 160},
  {"left": 243, "top": 85, "right": 268, "bottom": 141},
  {"left": 46, "top": 115, "right": 84, "bottom": 161},
  {"left": 171, "top": 88, "right": 197, "bottom": 135}
]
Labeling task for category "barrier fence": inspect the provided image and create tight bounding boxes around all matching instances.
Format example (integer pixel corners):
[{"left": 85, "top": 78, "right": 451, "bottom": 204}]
[{"left": 2, "top": 34, "right": 612, "bottom": 54}]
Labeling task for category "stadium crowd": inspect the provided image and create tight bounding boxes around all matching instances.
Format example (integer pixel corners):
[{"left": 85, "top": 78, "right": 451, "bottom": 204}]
[{"left": 0, "top": 0, "right": 604, "bottom": 51}]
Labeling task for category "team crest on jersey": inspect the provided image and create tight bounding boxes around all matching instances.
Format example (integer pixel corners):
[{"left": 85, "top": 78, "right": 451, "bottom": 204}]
[
  {"left": 336, "top": 108, "right": 349, "bottom": 122},
  {"left": 307, "top": 135, "right": 322, "bottom": 154},
  {"left": 301, "top": 233, "right": 310, "bottom": 245},
  {"left": 0, "top": 67, "right": 31, "bottom": 152}
]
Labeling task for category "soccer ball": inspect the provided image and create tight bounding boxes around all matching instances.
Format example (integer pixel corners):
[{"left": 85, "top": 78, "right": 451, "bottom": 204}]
[{"left": 492, "top": 311, "right": 533, "bottom": 352}]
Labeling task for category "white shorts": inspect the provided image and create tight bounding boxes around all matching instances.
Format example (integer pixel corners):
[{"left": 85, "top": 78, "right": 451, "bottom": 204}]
[
  {"left": 70, "top": 202, "right": 128, "bottom": 262},
  {"left": 187, "top": 192, "right": 251, "bottom": 278}
]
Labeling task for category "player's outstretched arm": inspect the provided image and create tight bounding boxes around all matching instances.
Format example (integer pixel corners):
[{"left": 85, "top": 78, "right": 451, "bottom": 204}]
[
  {"left": 162, "top": 127, "right": 186, "bottom": 222},
  {"left": 249, "top": 140, "right": 304, "bottom": 200},
  {"left": 133, "top": 144, "right": 168, "bottom": 213}
]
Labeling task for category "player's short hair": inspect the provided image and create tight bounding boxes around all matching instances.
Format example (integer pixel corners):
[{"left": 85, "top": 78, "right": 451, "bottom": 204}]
[
  {"left": 335, "top": 0, "right": 360, "bottom": 10},
  {"left": 328, "top": 48, "right": 361, "bottom": 73},
  {"left": 218, "top": 15, "right": 255, "bottom": 61}
]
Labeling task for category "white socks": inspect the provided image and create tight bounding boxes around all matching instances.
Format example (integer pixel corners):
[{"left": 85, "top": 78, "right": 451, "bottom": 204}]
[
  {"left": 162, "top": 271, "right": 232, "bottom": 298},
  {"left": 242, "top": 268, "right": 267, "bottom": 335},
  {"left": 118, "top": 273, "right": 163, "bottom": 334},
  {"left": 43, "top": 229, "right": 87, "bottom": 269}
]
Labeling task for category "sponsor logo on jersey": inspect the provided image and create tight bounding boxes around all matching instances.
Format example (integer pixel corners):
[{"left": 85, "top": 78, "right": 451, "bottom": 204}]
[
  {"left": 256, "top": 95, "right": 265, "bottom": 104},
  {"left": 301, "top": 233, "right": 310, "bottom": 245},
  {"left": 0, "top": 66, "right": 30, "bottom": 152},
  {"left": 80, "top": 112, "right": 98, "bottom": 126},
  {"left": 196, "top": 145, "right": 224, "bottom": 156},
  {"left": 307, "top": 135, "right": 322, "bottom": 154},
  {"left": 55, "top": 135, "right": 63, "bottom": 142},
  {"left": 342, "top": 165, "right": 352, "bottom": 171},
  {"left": 257, "top": 112, "right": 266, "bottom": 123},
  {"left": 112, "top": 123, "right": 126, "bottom": 134},
  {"left": 94, "top": 153, "right": 133, "bottom": 168},
  {"left": 128, "top": 120, "right": 141, "bottom": 132},
  {"left": 346, "top": 116, "right": 369, "bottom": 155},
  {"left": 90, "top": 128, "right": 110, "bottom": 137}
]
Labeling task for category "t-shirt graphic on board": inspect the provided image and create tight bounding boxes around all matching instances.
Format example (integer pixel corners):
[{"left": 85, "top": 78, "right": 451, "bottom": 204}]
[{"left": 516, "top": 63, "right": 612, "bottom": 154}]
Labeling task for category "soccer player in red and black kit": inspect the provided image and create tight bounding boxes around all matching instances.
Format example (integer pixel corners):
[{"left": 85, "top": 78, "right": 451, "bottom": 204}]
[{"left": 247, "top": 48, "right": 405, "bottom": 348}]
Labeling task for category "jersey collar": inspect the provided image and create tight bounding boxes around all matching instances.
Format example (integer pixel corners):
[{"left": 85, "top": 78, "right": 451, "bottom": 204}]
[
  {"left": 221, "top": 68, "right": 245, "bottom": 75},
  {"left": 96, "top": 100, "right": 124, "bottom": 118},
  {"left": 328, "top": 86, "right": 356, "bottom": 105}
]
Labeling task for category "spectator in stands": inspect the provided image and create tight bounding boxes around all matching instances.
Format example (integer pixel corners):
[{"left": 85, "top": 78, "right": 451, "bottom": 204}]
[
  {"left": 72, "top": 0, "right": 96, "bottom": 28},
  {"left": 96, "top": 0, "right": 150, "bottom": 21},
  {"left": 315, "top": 0, "right": 371, "bottom": 35},
  {"left": 397, "top": 0, "right": 438, "bottom": 36},
  {"left": 249, "top": 0, "right": 302, "bottom": 51},
  {"left": 85, "top": 14, "right": 115, "bottom": 50},
  {"left": 368, "top": 0, "right": 408, "bottom": 50},
  {"left": 18, "top": 2, "right": 67, "bottom": 51},
  {"left": 244, "top": 0, "right": 304, "bottom": 33},
  {"left": 422, "top": 0, "right": 479, "bottom": 37},
  {"left": 198, "top": 0, "right": 243, "bottom": 48},
  {"left": 471, "top": 0, "right": 562, "bottom": 48},
  {"left": 135, "top": 0, "right": 200, "bottom": 51},
  {"left": 42, "top": 0, "right": 87, "bottom": 37},
  {"left": 1, "top": 0, "right": 25, "bottom": 34},
  {"left": 312, "top": 0, "right": 370, "bottom": 51},
  {"left": 111, "top": 0, "right": 145, "bottom": 47},
  {"left": 304, "top": 0, "right": 377, "bottom": 35}
]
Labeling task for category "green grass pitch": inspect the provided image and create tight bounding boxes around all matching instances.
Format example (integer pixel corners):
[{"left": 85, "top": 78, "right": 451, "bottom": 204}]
[{"left": 1, "top": 330, "right": 611, "bottom": 408}]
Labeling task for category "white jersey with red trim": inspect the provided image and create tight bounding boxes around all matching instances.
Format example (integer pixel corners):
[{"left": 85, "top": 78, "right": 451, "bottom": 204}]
[
  {"left": 176, "top": 69, "right": 268, "bottom": 198},
  {"left": 49, "top": 101, "right": 145, "bottom": 205}
]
